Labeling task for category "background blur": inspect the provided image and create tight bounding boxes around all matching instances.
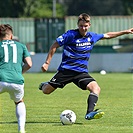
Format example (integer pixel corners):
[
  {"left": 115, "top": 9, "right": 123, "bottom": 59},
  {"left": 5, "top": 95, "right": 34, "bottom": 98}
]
[{"left": 0, "top": 0, "right": 133, "bottom": 72}]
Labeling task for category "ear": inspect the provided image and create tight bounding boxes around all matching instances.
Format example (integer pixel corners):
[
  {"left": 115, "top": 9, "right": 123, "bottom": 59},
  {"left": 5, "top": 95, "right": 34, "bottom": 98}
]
[{"left": 10, "top": 34, "right": 13, "bottom": 40}]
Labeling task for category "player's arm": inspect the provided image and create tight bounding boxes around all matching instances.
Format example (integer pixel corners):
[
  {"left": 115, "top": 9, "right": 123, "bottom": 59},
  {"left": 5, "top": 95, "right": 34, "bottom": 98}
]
[
  {"left": 103, "top": 28, "right": 133, "bottom": 39},
  {"left": 22, "top": 56, "right": 32, "bottom": 74},
  {"left": 41, "top": 41, "right": 60, "bottom": 72}
]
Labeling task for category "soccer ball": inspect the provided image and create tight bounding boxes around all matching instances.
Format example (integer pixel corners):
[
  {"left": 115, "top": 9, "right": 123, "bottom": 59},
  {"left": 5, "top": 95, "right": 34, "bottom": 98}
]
[
  {"left": 60, "top": 110, "right": 76, "bottom": 125},
  {"left": 100, "top": 70, "right": 106, "bottom": 75}
]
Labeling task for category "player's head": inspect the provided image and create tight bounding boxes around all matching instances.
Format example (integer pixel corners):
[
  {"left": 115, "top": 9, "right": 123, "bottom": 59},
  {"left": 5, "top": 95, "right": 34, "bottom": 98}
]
[
  {"left": 77, "top": 13, "right": 91, "bottom": 36},
  {"left": 0, "top": 24, "right": 13, "bottom": 40},
  {"left": 78, "top": 13, "right": 91, "bottom": 24}
]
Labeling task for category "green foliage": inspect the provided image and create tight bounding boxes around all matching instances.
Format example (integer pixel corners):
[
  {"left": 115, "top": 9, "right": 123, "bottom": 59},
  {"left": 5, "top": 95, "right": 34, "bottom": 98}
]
[
  {"left": 66, "top": 0, "right": 133, "bottom": 16},
  {"left": 0, "top": 0, "right": 26, "bottom": 17},
  {"left": 0, "top": 73, "right": 132, "bottom": 133},
  {"left": 121, "top": 0, "right": 133, "bottom": 15},
  {"left": 0, "top": 0, "right": 65, "bottom": 18},
  {"left": 0, "top": 0, "right": 132, "bottom": 18},
  {"left": 22, "top": 0, "right": 65, "bottom": 18}
]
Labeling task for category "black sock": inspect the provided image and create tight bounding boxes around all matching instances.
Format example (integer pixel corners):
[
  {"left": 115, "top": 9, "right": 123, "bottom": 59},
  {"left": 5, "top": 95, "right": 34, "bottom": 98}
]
[{"left": 86, "top": 93, "right": 98, "bottom": 114}]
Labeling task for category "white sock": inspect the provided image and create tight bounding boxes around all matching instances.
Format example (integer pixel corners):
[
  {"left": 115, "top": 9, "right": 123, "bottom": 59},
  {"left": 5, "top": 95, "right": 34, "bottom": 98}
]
[{"left": 16, "top": 102, "right": 26, "bottom": 132}]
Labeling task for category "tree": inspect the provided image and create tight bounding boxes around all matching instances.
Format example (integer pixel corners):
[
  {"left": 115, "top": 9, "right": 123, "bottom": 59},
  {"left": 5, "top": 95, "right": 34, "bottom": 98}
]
[
  {"left": 121, "top": 0, "right": 133, "bottom": 15},
  {"left": 23, "top": 0, "right": 65, "bottom": 18},
  {"left": 64, "top": 0, "right": 133, "bottom": 16},
  {"left": 0, "top": 0, "right": 132, "bottom": 18},
  {"left": 0, "top": 0, "right": 26, "bottom": 17},
  {"left": 0, "top": 0, "right": 65, "bottom": 18}
]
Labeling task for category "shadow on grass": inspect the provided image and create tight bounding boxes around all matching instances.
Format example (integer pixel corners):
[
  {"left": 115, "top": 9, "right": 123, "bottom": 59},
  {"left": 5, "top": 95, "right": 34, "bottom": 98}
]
[
  {"left": 0, "top": 121, "right": 17, "bottom": 124},
  {"left": 0, "top": 121, "right": 83, "bottom": 126},
  {"left": 26, "top": 121, "right": 83, "bottom": 126}
]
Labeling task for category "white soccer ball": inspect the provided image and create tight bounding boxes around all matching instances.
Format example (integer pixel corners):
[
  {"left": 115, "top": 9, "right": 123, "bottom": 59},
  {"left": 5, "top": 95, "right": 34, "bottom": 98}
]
[
  {"left": 100, "top": 70, "right": 106, "bottom": 75},
  {"left": 60, "top": 110, "right": 76, "bottom": 125}
]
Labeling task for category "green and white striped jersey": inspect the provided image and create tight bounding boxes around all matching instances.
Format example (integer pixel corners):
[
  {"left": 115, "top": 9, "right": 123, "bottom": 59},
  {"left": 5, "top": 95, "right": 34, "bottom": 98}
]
[{"left": 0, "top": 40, "right": 30, "bottom": 84}]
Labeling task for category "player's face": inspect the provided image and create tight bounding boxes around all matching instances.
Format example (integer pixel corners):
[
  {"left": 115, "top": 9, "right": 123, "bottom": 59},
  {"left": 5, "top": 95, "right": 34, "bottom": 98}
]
[{"left": 78, "top": 20, "right": 91, "bottom": 36}]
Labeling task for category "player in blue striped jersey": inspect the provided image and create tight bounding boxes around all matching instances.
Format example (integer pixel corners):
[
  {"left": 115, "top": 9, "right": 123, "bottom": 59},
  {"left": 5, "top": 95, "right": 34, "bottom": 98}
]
[
  {"left": 39, "top": 13, "right": 133, "bottom": 120},
  {"left": 57, "top": 30, "right": 103, "bottom": 73}
]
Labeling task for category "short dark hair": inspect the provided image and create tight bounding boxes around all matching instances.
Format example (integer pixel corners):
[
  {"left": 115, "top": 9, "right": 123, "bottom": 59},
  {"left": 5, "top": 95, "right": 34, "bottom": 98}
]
[
  {"left": 78, "top": 13, "right": 91, "bottom": 24},
  {"left": 0, "top": 24, "right": 13, "bottom": 39}
]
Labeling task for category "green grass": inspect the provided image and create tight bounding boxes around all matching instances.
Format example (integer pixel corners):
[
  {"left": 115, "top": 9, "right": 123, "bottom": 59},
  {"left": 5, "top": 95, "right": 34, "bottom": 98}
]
[{"left": 0, "top": 73, "right": 133, "bottom": 133}]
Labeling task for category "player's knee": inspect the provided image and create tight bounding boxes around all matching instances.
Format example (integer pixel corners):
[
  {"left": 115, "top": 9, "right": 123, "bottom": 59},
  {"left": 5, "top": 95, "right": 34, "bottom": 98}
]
[
  {"left": 15, "top": 100, "right": 23, "bottom": 105},
  {"left": 87, "top": 81, "right": 101, "bottom": 95},
  {"left": 96, "top": 86, "right": 101, "bottom": 94},
  {"left": 42, "top": 87, "right": 54, "bottom": 94},
  {"left": 42, "top": 89, "right": 52, "bottom": 94},
  {"left": 42, "top": 84, "right": 56, "bottom": 94},
  {"left": 88, "top": 86, "right": 100, "bottom": 95}
]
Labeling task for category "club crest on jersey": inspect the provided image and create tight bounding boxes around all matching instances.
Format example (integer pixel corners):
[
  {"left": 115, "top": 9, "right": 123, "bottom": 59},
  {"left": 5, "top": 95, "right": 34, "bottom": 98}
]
[
  {"left": 76, "top": 39, "right": 80, "bottom": 43},
  {"left": 87, "top": 38, "right": 91, "bottom": 42}
]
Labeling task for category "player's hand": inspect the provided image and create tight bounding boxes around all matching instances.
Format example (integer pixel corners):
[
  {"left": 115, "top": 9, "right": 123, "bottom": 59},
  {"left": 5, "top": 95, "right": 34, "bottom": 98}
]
[
  {"left": 130, "top": 28, "right": 133, "bottom": 34},
  {"left": 126, "top": 28, "right": 133, "bottom": 34},
  {"left": 41, "top": 63, "right": 49, "bottom": 72}
]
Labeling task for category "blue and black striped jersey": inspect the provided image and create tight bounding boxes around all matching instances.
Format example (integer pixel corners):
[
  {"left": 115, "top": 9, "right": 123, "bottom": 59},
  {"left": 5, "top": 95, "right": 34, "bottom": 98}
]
[{"left": 56, "top": 29, "right": 104, "bottom": 73}]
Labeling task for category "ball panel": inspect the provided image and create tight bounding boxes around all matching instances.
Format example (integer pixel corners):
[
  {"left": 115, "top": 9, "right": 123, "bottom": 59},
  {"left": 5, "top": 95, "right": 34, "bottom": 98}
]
[{"left": 60, "top": 110, "right": 76, "bottom": 125}]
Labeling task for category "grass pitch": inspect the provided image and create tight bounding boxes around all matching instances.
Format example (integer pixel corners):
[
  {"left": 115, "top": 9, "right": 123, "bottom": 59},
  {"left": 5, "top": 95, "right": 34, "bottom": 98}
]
[{"left": 0, "top": 73, "right": 132, "bottom": 133}]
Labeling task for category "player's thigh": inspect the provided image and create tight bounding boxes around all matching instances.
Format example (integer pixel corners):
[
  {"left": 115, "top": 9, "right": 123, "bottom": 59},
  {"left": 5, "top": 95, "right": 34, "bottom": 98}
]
[
  {"left": 0, "top": 81, "right": 8, "bottom": 94},
  {"left": 49, "top": 70, "right": 75, "bottom": 88},
  {"left": 73, "top": 73, "right": 95, "bottom": 90},
  {"left": 9, "top": 83, "right": 24, "bottom": 103}
]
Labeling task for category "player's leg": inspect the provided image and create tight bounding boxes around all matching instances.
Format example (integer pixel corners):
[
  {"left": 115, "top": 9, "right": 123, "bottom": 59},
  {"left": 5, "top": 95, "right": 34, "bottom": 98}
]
[
  {"left": 39, "top": 70, "right": 75, "bottom": 94},
  {"left": 86, "top": 81, "right": 100, "bottom": 114},
  {"left": 0, "top": 82, "right": 26, "bottom": 132},
  {"left": 9, "top": 83, "right": 26, "bottom": 133},
  {"left": 39, "top": 82, "right": 56, "bottom": 94},
  {"left": 15, "top": 100, "right": 26, "bottom": 133},
  {"left": 73, "top": 73, "right": 104, "bottom": 120},
  {"left": 85, "top": 81, "right": 104, "bottom": 120},
  {"left": 0, "top": 81, "right": 8, "bottom": 94}
]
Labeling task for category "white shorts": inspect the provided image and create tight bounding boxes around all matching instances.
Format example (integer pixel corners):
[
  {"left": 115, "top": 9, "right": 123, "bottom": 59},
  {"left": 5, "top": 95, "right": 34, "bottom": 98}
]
[{"left": 0, "top": 81, "right": 24, "bottom": 103}]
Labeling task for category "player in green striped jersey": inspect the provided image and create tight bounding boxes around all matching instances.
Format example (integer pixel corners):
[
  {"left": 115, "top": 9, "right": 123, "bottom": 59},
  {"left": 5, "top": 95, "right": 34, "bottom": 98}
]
[{"left": 0, "top": 24, "right": 32, "bottom": 133}]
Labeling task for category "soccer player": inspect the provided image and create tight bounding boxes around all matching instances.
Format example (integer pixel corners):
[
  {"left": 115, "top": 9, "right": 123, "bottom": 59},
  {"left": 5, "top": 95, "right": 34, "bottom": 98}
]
[
  {"left": 0, "top": 24, "right": 32, "bottom": 133},
  {"left": 39, "top": 13, "right": 133, "bottom": 120}
]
